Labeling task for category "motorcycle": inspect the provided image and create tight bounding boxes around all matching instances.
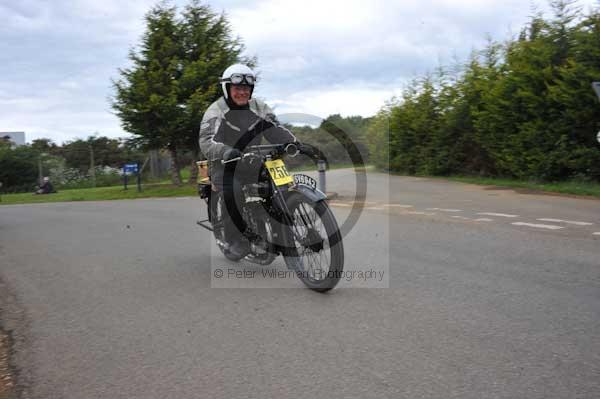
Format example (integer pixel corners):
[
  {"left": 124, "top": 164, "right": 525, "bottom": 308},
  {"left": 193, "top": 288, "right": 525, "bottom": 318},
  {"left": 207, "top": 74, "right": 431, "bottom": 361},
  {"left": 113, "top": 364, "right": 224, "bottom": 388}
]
[{"left": 197, "top": 143, "right": 344, "bottom": 292}]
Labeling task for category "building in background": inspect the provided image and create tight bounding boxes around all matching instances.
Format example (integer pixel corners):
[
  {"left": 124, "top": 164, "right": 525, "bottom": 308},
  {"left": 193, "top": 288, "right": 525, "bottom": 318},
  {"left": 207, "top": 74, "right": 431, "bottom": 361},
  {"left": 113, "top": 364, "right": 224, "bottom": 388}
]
[{"left": 0, "top": 131, "right": 26, "bottom": 147}]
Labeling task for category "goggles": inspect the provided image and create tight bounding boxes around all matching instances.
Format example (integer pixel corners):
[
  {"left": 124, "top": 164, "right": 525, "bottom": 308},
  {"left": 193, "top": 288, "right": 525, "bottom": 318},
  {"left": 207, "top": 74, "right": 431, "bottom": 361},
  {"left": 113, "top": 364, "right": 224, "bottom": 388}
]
[{"left": 222, "top": 73, "right": 255, "bottom": 85}]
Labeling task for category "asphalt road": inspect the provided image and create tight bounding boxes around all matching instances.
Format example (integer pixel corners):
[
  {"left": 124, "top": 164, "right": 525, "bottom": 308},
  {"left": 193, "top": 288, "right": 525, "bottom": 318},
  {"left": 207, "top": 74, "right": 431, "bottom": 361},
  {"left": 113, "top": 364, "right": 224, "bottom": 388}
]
[{"left": 1, "top": 171, "right": 599, "bottom": 398}]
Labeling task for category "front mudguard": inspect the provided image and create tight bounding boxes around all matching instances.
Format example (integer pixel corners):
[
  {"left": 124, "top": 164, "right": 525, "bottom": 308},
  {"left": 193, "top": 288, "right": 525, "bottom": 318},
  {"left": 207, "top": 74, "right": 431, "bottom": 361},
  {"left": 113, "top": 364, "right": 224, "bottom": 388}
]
[{"left": 286, "top": 183, "right": 327, "bottom": 204}]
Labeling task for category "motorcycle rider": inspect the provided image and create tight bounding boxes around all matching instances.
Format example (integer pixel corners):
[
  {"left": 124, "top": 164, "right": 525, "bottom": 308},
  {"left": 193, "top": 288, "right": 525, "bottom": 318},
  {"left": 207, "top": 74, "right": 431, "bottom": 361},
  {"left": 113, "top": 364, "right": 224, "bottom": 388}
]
[{"left": 199, "top": 64, "right": 298, "bottom": 258}]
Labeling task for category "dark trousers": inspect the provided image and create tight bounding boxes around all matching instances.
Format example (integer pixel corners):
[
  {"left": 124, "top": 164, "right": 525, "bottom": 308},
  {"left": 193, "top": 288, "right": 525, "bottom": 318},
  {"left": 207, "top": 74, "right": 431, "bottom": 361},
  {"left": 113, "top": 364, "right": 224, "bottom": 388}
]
[{"left": 220, "top": 168, "right": 248, "bottom": 243}]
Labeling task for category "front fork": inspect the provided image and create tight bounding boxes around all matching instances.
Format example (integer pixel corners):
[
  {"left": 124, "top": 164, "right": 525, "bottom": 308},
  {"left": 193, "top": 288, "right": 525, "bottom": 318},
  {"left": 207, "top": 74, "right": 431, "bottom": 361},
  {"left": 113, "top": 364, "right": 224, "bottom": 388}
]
[{"left": 270, "top": 181, "right": 300, "bottom": 236}]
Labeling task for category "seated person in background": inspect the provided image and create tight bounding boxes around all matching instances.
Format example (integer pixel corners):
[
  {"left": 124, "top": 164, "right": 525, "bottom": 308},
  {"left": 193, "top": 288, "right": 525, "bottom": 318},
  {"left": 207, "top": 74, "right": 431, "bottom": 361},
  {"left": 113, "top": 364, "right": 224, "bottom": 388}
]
[{"left": 35, "top": 177, "right": 55, "bottom": 195}]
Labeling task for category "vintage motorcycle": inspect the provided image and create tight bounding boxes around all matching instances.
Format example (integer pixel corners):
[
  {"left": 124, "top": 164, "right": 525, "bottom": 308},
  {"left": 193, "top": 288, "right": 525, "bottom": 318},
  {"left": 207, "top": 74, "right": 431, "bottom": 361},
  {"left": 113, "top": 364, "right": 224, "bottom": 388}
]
[{"left": 197, "top": 143, "right": 344, "bottom": 292}]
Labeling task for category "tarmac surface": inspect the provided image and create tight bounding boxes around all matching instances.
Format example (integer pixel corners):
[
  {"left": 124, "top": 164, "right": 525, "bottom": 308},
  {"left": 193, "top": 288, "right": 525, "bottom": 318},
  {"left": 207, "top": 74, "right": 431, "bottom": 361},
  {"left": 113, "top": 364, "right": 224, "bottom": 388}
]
[{"left": 1, "top": 170, "right": 599, "bottom": 398}]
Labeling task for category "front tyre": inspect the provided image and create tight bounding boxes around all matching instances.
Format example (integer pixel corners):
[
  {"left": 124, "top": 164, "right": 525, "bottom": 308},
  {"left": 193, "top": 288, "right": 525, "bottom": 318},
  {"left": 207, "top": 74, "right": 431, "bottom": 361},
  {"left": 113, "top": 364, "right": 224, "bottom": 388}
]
[{"left": 282, "top": 192, "right": 344, "bottom": 292}]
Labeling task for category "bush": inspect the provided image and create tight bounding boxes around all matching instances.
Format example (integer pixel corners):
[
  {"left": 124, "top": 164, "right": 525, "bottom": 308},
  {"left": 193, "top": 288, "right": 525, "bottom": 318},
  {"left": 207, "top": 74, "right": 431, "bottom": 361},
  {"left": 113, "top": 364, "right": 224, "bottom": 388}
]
[
  {"left": 54, "top": 166, "right": 123, "bottom": 189},
  {"left": 0, "top": 146, "right": 39, "bottom": 193}
]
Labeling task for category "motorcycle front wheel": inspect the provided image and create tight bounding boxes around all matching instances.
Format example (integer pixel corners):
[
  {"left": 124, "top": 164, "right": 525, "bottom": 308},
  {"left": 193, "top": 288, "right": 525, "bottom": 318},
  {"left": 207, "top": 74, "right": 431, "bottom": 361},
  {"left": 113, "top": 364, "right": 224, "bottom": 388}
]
[{"left": 282, "top": 191, "right": 344, "bottom": 292}]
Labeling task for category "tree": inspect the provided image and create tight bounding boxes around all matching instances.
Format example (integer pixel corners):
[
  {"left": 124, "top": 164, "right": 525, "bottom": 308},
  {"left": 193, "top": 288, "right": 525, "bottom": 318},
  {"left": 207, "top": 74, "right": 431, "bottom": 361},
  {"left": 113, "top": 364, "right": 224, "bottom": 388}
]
[
  {"left": 374, "top": 0, "right": 600, "bottom": 182},
  {"left": 475, "top": 1, "right": 599, "bottom": 180},
  {"left": 179, "top": 1, "right": 252, "bottom": 183},
  {"left": 0, "top": 145, "right": 39, "bottom": 192},
  {"left": 112, "top": 3, "right": 183, "bottom": 184},
  {"left": 545, "top": 7, "right": 600, "bottom": 180},
  {"left": 58, "top": 136, "right": 125, "bottom": 172},
  {"left": 30, "top": 138, "right": 59, "bottom": 155},
  {"left": 366, "top": 107, "right": 392, "bottom": 170},
  {"left": 111, "top": 0, "right": 250, "bottom": 185},
  {"left": 0, "top": 136, "right": 12, "bottom": 148}
]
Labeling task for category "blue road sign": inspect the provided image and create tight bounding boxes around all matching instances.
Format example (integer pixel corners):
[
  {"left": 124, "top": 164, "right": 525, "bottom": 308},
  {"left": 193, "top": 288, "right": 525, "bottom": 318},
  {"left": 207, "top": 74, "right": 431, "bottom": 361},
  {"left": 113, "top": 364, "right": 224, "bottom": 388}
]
[{"left": 124, "top": 163, "right": 139, "bottom": 174}]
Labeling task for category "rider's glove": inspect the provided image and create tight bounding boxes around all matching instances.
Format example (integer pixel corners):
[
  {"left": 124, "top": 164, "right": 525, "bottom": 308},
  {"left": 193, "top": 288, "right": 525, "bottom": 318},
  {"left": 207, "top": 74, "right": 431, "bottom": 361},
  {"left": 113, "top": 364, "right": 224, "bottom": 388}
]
[
  {"left": 223, "top": 147, "right": 242, "bottom": 162},
  {"left": 298, "top": 142, "right": 316, "bottom": 157}
]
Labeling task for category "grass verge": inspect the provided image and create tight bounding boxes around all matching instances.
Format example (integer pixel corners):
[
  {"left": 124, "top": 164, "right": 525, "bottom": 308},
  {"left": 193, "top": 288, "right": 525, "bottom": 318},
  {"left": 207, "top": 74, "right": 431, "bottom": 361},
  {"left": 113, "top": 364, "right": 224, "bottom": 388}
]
[
  {"left": 0, "top": 183, "right": 197, "bottom": 205},
  {"left": 0, "top": 163, "right": 371, "bottom": 205},
  {"left": 6, "top": 169, "right": 595, "bottom": 205},
  {"left": 443, "top": 176, "right": 600, "bottom": 198}
]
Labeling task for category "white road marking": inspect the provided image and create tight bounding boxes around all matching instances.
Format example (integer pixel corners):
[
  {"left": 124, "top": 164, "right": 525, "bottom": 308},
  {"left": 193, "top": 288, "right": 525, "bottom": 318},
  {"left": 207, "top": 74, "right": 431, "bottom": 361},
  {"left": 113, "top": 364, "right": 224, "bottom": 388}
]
[
  {"left": 593, "top": 232, "right": 600, "bottom": 236},
  {"left": 150, "top": 197, "right": 192, "bottom": 201},
  {"left": 451, "top": 216, "right": 470, "bottom": 220},
  {"left": 512, "top": 222, "right": 564, "bottom": 230},
  {"left": 477, "top": 212, "right": 519, "bottom": 218},
  {"left": 474, "top": 218, "right": 494, "bottom": 222},
  {"left": 426, "top": 208, "right": 462, "bottom": 212},
  {"left": 365, "top": 207, "right": 385, "bottom": 210},
  {"left": 384, "top": 204, "right": 414, "bottom": 208},
  {"left": 406, "top": 211, "right": 436, "bottom": 216},
  {"left": 329, "top": 202, "right": 351, "bottom": 207},
  {"left": 537, "top": 218, "right": 593, "bottom": 226}
]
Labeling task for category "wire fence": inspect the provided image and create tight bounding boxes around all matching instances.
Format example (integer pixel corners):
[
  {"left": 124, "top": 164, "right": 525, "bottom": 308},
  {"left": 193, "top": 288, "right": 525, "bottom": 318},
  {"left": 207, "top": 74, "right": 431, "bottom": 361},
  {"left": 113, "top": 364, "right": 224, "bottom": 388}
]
[{"left": 37, "top": 150, "right": 174, "bottom": 190}]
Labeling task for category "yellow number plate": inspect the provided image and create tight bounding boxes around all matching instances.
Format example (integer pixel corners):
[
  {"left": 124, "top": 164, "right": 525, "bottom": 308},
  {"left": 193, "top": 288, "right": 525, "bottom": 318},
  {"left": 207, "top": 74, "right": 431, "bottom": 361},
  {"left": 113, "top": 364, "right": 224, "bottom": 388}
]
[{"left": 265, "top": 159, "right": 293, "bottom": 186}]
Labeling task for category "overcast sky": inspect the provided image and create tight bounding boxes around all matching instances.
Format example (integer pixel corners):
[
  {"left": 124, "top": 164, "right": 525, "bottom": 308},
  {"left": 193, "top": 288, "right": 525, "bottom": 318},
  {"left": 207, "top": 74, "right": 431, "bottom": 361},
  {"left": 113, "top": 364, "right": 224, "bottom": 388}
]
[{"left": 1, "top": 0, "right": 598, "bottom": 143}]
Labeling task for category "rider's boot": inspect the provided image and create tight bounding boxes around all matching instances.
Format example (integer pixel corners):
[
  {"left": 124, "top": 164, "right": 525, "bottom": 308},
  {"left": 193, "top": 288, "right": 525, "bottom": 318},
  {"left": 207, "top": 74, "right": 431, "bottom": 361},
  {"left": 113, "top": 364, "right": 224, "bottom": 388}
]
[
  {"left": 228, "top": 237, "right": 250, "bottom": 258},
  {"left": 244, "top": 228, "right": 271, "bottom": 252}
]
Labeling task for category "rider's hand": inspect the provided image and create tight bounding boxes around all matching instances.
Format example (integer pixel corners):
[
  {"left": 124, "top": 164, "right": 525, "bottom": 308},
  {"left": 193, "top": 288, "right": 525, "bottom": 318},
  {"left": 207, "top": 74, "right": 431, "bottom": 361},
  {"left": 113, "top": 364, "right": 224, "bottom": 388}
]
[
  {"left": 223, "top": 147, "right": 242, "bottom": 162},
  {"left": 297, "top": 142, "right": 316, "bottom": 157}
]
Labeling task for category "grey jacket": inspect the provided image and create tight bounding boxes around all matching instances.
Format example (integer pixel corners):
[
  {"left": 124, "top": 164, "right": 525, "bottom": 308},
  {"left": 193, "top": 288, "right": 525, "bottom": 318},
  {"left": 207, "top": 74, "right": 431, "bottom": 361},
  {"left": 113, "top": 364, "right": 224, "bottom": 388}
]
[{"left": 198, "top": 97, "right": 296, "bottom": 184}]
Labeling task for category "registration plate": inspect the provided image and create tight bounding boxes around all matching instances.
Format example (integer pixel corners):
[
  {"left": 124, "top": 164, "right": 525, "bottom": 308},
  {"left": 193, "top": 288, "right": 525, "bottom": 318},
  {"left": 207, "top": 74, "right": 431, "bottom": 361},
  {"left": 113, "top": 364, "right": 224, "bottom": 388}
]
[
  {"left": 264, "top": 159, "right": 293, "bottom": 186},
  {"left": 293, "top": 174, "right": 317, "bottom": 190}
]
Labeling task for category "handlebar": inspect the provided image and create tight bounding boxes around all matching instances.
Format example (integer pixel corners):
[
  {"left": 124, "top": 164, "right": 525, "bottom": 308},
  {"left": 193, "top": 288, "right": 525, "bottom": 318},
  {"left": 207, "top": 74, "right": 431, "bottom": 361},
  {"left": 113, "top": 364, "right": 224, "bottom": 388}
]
[
  {"left": 221, "top": 152, "right": 251, "bottom": 165},
  {"left": 221, "top": 143, "right": 301, "bottom": 165}
]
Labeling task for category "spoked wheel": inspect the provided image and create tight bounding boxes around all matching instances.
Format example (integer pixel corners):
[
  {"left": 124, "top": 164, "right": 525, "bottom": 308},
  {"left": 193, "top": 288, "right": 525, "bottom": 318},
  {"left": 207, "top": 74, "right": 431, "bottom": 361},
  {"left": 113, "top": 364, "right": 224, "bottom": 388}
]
[{"left": 282, "top": 192, "right": 344, "bottom": 292}]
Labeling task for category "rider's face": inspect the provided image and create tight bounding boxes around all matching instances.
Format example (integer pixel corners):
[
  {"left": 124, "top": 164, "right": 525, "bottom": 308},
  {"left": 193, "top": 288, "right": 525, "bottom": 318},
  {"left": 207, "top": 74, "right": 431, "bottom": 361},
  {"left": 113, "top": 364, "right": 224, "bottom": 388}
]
[{"left": 230, "top": 84, "right": 251, "bottom": 106}]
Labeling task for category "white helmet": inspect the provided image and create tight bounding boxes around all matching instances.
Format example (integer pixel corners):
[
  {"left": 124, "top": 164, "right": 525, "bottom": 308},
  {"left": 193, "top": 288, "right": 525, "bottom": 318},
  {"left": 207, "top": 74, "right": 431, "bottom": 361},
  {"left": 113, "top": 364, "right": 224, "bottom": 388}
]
[{"left": 220, "top": 63, "right": 256, "bottom": 99}]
